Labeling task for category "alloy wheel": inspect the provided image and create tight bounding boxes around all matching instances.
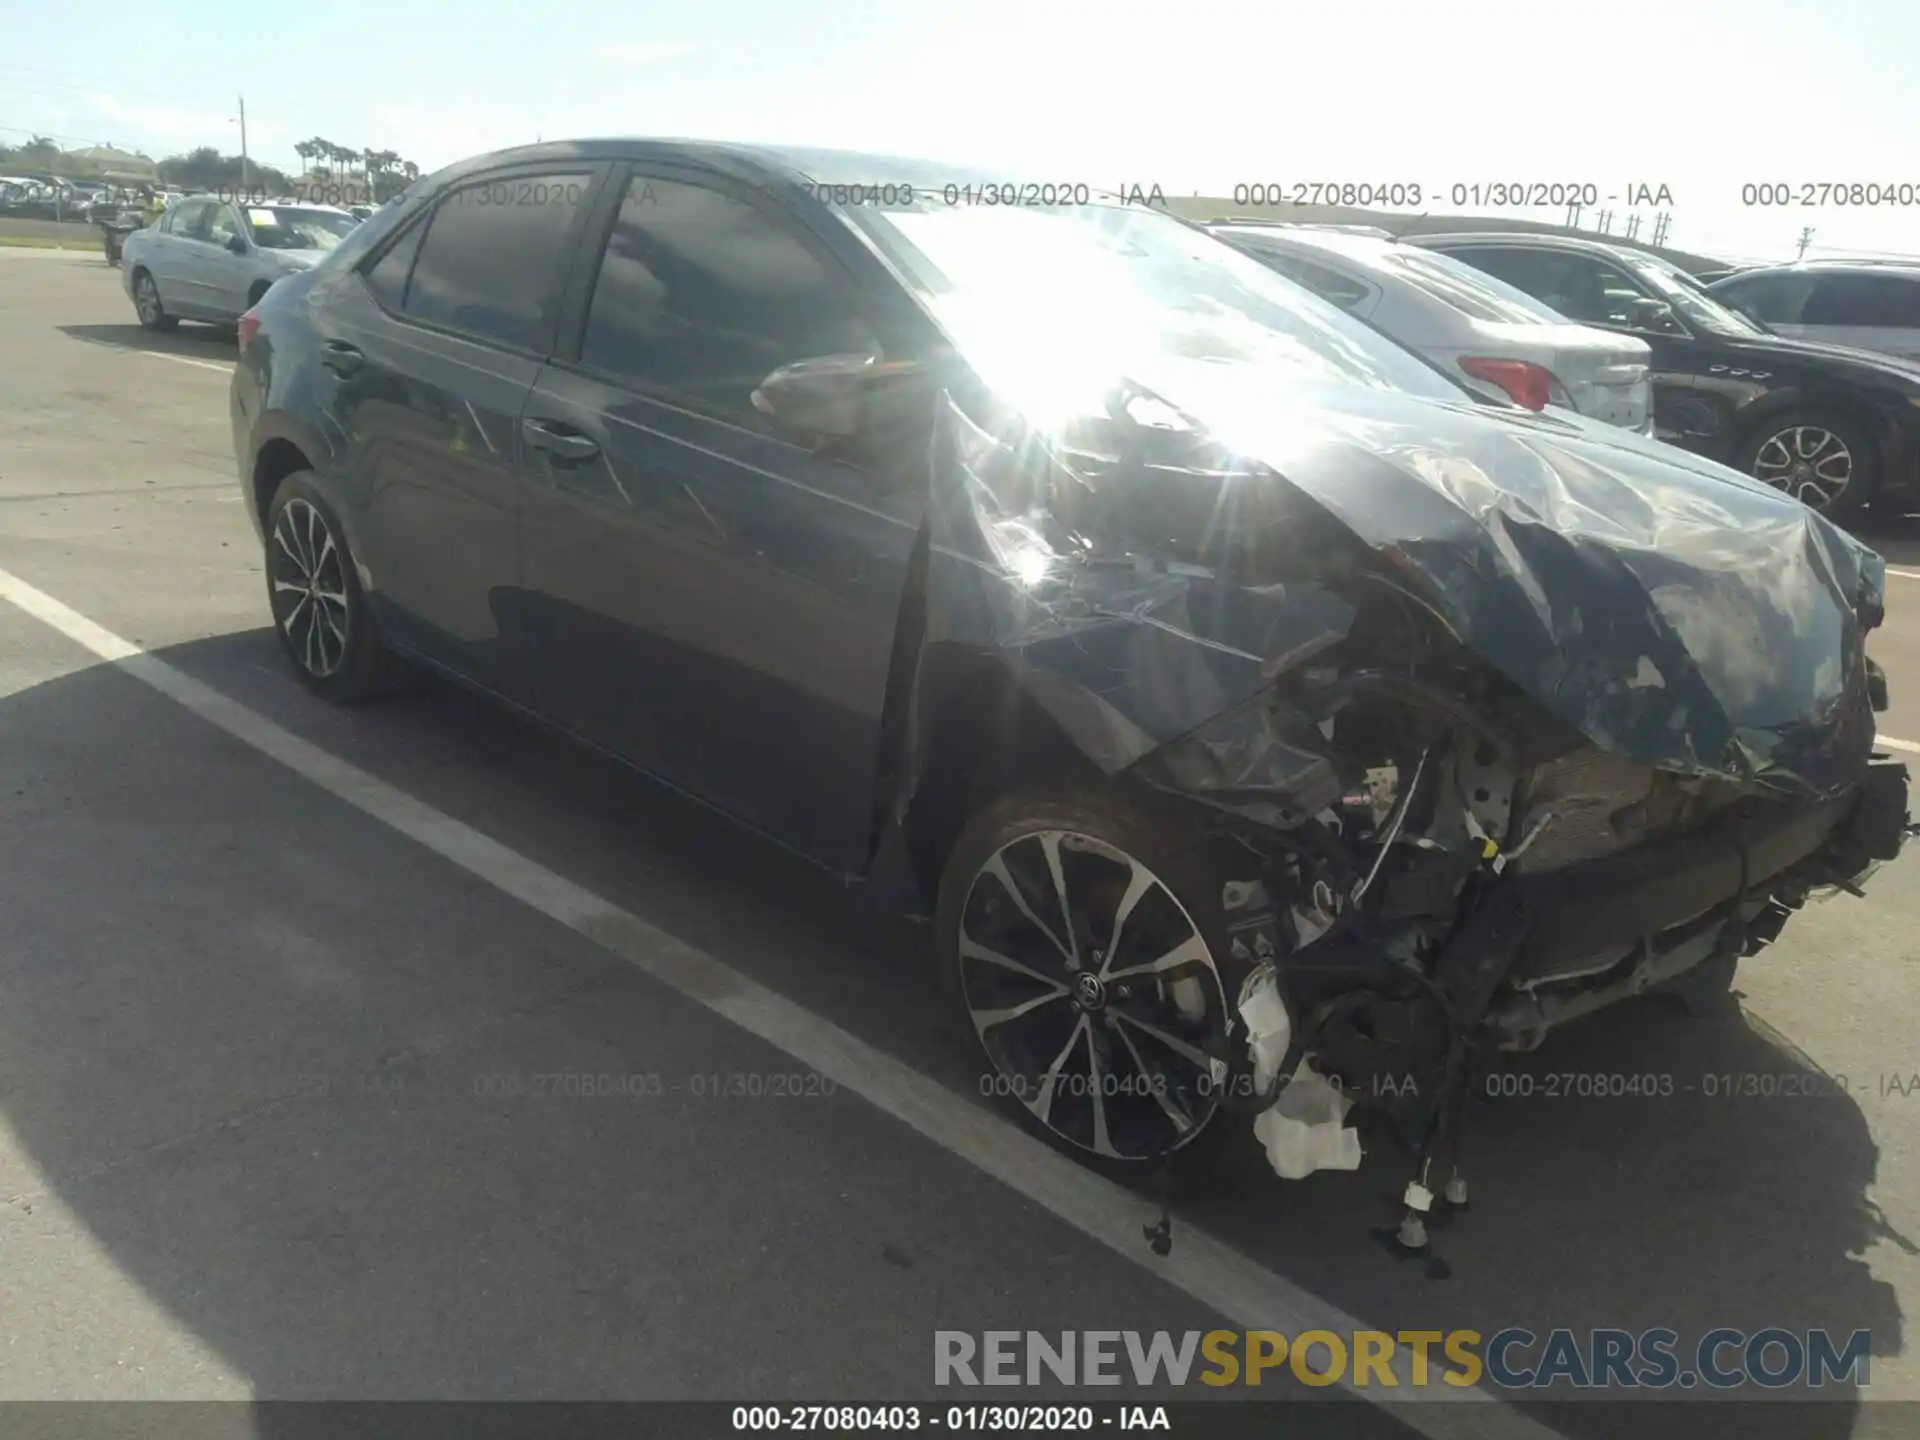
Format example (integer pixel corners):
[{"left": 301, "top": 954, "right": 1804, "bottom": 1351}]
[
  {"left": 957, "top": 829, "right": 1231, "bottom": 1160},
  {"left": 1752, "top": 425, "right": 1852, "bottom": 509},
  {"left": 134, "top": 274, "right": 161, "bottom": 325},
  {"left": 269, "top": 497, "right": 351, "bottom": 677}
]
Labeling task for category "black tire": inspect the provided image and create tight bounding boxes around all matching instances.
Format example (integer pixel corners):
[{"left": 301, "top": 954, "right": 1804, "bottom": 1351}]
[
  {"left": 130, "top": 268, "right": 178, "bottom": 333},
  {"left": 1735, "top": 407, "right": 1877, "bottom": 519},
  {"left": 935, "top": 788, "right": 1263, "bottom": 1190},
  {"left": 264, "top": 472, "right": 409, "bottom": 702}
]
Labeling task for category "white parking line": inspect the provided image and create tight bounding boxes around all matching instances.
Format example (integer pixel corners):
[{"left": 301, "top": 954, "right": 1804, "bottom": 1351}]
[
  {"left": 122, "top": 348, "right": 231, "bottom": 373},
  {"left": 28, "top": 257, "right": 1912, "bottom": 1419},
  {"left": 0, "top": 563, "right": 1566, "bottom": 1438}
]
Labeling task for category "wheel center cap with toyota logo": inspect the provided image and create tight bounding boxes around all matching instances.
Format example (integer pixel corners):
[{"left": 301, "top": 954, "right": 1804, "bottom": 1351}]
[{"left": 1073, "top": 972, "right": 1107, "bottom": 1010}]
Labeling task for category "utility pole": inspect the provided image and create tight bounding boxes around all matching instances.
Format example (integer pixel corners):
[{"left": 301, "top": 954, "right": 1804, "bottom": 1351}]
[
  {"left": 237, "top": 93, "right": 251, "bottom": 197},
  {"left": 1797, "top": 226, "right": 1815, "bottom": 259}
]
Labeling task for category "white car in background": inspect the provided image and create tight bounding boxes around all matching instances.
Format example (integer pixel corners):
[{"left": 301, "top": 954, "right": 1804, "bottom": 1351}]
[
  {"left": 120, "top": 196, "right": 360, "bottom": 331},
  {"left": 1709, "top": 261, "right": 1920, "bottom": 363},
  {"left": 1207, "top": 222, "right": 1655, "bottom": 434}
]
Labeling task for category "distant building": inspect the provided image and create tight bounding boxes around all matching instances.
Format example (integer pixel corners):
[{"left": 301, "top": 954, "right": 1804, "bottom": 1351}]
[{"left": 63, "top": 144, "right": 159, "bottom": 184}]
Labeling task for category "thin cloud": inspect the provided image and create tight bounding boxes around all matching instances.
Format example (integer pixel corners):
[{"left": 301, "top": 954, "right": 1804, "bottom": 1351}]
[{"left": 599, "top": 41, "right": 702, "bottom": 63}]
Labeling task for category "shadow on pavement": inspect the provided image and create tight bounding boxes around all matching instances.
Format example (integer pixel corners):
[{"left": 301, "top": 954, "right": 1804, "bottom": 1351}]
[
  {"left": 57, "top": 321, "right": 238, "bottom": 357},
  {"left": 0, "top": 628, "right": 1904, "bottom": 1438}
]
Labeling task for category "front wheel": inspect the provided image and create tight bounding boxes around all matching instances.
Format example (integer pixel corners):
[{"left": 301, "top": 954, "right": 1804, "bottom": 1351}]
[
  {"left": 264, "top": 473, "right": 409, "bottom": 701},
  {"left": 936, "top": 790, "right": 1257, "bottom": 1179},
  {"left": 1737, "top": 409, "right": 1876, "bottom": 518}
]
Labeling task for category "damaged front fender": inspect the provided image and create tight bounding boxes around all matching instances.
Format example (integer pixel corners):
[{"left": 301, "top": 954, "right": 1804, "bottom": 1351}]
[{"left": 910, "top": 364, "right": 1886, "bottom": 813}]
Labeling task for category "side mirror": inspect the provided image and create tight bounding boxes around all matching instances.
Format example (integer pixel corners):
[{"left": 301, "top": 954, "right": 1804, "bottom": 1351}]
[
  {"left": 1628, "top": 296, "right": 1675, "bottom": 330},
  {"left": 226, "top": 233, "right": 249, "bottom": 255},
  {"left": 750, "top": 354, "right": 925, "bottom": 443}
]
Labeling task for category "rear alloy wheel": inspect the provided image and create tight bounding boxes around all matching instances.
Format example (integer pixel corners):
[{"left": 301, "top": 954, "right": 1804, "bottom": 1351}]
[
  {"left": 264, "top": 473, "right": 407, "bottom": 701},
  {"left": 132, "top": 270, "right": 177, "bottom": 332},
  {"left": 1741, "top": 411, "right": 1874, "bottom": 517},
  {"left": 937, "top": 793, "right": 1253, "bottom": 1173}
]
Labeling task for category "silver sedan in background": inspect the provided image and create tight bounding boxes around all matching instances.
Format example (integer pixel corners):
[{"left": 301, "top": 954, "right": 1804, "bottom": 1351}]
[
  {"left": 1208, "top": 222, "right": 1655, "bottom": 434},
  {"left": 121, "top": 196, "right": 359, "bottom": 332}
]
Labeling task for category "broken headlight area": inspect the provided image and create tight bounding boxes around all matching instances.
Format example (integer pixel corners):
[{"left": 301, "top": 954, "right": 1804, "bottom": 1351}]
[{"left": 1131, "top": 645, "right": 1911, "bottom": 1255}]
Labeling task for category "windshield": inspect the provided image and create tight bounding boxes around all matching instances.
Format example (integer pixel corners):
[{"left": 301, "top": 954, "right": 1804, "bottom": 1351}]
[
  {"left": 1374, "top": 247, "right": 1569, "bottom": 325},
  {"left": 244, "top": 206, "right": 358, "bottom": 251},
  {"left": 834, "top": 196, "right": 1474, "bottom": 415},
  {"left": 1618, "top": 253, "right": 1771, "bottom": 338}
]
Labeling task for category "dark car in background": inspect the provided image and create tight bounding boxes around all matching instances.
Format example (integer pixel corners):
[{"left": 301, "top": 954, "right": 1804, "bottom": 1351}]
[
  {"left": 1410, "top": 232, "right": 1920, "bottom": 517},
  {"left": 228, "top": 141, "right": 1908, "bottom": 1224}
]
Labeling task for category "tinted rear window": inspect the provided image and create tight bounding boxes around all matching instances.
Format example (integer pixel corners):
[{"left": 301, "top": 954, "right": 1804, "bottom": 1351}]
[
  {"left": 1801, "top": 272, "right": 1920, "bottom": 328},
  {"left": 1378, "top": 249, "right": 1564, "bottom": 324}
]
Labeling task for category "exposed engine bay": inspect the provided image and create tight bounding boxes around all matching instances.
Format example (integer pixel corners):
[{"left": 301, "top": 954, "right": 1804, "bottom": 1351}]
[
  {"left": 901, "top": 346, "right": 1916, "bottom": 1259},
  {"left": 1130, "top": 575, "right": 1913, "bottom": 1253}
]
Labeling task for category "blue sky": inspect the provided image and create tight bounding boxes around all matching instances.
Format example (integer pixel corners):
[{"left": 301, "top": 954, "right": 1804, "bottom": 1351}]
[{"left": 4, "top": 0, "right": 1918, "bottom": 263}]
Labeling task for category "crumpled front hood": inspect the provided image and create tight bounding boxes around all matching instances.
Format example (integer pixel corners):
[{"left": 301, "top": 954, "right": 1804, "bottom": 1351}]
[{"left": 1120, "top": 369, "right": 1884, "bottom": 798}]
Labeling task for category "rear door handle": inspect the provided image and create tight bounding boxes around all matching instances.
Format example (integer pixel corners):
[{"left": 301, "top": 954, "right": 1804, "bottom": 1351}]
[
  {"left": 320, "top": 340, "right": 363, "bottom": 377},
  {"left": 521, "top": 417, "right": 600, "bottom": 463}
]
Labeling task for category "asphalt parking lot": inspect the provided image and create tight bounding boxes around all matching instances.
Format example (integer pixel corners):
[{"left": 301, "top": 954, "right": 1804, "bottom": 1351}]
[{"left": 2, "top": 247, "right": 1918, "bottom": 1439}]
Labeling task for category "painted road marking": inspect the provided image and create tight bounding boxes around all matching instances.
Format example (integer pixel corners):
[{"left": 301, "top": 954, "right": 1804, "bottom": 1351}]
[
  {"left": 125, "top": 348, "right": 230, "bottom": 373},
  {"left": 0, "top": 564, "right": 1564, "bottom": 1440}
]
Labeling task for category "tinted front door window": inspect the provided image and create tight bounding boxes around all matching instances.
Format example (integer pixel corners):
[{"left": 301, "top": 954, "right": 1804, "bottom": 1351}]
[
  {"left": 403, "top": 174, "right": 594, "bottom": 352},
  {"left": 1714, "top": 271, "right": 1813, "bottom": 325},
  {"left": 579, "top": 177, "right": 882, "bottom": 420},
  {"left": 519, "top": 171, "right": 919, "bottom": 868}
]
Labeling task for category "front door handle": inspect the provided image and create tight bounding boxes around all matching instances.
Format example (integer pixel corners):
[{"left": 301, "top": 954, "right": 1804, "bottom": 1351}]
[
  {"left": 521, "top": 417, "right": 600, "bottom": 463},
  {"left": 320, "top": 340, "right": 363, "bottom": 377}
]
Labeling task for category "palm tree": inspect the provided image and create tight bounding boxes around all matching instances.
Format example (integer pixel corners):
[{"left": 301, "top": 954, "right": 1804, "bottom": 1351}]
[{"left": 294, "top": 139, "right": 314, "bottom": 176}]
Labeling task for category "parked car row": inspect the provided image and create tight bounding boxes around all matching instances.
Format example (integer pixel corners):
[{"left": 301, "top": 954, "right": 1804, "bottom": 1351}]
[
  {"left": 1405, "top": 234, "right": 1920, "bottom": 518},
  {"left": 1204, "top": 221, "right": 1920, "bottom": 519},
  {"left": 1205, "top": 222, "right": 1657, "bottom": 435},
  {"left": 0, "top": 176, "right": 170, "bottom": 220},
  {"left": 223, "top": 141, "right": 1908, "bottom": 1240}
]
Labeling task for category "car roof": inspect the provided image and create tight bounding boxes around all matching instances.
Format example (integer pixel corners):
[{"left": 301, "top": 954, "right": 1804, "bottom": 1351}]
[
  {"left": 423, "top": 137, "right": 1086, "bottom": 196},
  {"left": 1209, "top": 224, "right": 1408, "bottom": 263},
  {"left": 1408, "top": 231, "right": 1662, "bottom": 266},
  {"left": 1714, "top": 259, "right": 1920, "bottom": 278}
]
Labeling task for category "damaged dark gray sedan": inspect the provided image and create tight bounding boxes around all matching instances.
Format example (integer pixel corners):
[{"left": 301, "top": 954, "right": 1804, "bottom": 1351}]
[{"left": 231, "top": 141, "right": 1913, "bottom": 1236}]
